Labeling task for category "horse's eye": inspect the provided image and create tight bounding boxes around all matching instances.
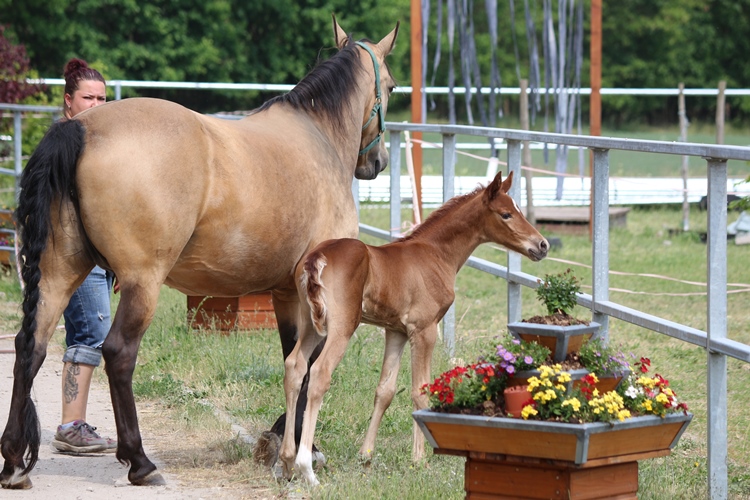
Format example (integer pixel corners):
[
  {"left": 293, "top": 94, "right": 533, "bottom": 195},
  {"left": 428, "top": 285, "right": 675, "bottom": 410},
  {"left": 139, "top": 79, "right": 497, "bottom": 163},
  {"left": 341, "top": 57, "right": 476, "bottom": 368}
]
[
  {"left": 501, "top": 213, "right": 512, "bottom": 220},
  {"left": 388, "top": 86, "right": 396, "bottom": 94}
]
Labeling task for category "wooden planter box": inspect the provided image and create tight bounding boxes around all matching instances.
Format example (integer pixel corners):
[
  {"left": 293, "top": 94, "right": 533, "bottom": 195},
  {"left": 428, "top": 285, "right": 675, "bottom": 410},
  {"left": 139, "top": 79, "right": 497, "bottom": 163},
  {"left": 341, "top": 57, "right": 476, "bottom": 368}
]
[
  {"left": 187, "top": 292, "right": 277, "bottom": 331},
  {"left": 507, "top": 321, "right": 601, "bottom": 362},
  {"left": 413, "top": 409, "right": 692, "bottom": 499}
]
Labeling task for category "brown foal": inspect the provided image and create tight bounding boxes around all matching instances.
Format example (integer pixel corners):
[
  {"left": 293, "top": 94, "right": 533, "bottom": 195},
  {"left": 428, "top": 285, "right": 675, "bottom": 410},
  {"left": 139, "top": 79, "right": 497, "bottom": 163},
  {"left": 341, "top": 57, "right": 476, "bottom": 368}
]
[{"left": 280, "top": 170, "right": 549, "bottom": 485}]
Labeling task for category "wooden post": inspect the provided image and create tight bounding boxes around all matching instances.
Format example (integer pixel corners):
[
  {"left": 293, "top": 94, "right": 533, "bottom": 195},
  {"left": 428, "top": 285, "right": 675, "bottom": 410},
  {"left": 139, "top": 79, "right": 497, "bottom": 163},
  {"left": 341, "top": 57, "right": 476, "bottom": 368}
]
[
  {"left": 410, "top": 0, "right": 424, "bottom": 220},
  {"left": 589, "top": 0, "right": 602, "bottom": 240},
  {"left": 678, "top": 83, "right": 690, "bottom": 232},
  {"left": 519, "top": 79, "right": 536, "bottom": 225},
  {"left": 716, "top": 80, "right": 726, "bottom": 145}
]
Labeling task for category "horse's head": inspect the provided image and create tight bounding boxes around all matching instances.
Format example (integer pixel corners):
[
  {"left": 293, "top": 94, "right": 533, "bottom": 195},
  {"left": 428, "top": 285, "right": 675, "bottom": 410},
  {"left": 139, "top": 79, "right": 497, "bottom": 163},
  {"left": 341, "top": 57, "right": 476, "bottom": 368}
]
[
  {"left": 483, "top": 171, "right": 549, "bottom": 262},
  {"left": 334, "top": 18, "right": 399, "bottom": 180}
]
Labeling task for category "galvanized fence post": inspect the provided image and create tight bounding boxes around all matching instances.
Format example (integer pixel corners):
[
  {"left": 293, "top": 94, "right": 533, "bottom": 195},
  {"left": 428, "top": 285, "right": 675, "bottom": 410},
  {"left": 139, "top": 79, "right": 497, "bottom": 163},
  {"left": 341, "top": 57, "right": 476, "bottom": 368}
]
[
  {"left": 388, "top": 130, "right": 402, "bottom": 241},
  {"left": 707, "top": 157, "right": 728, "bottom": 500},
  {"left": 441, "top": 133, "right": 457, "bottom": 355},
  {"left": 506, "top": 140, "right": 523, "bottom": 324},
  {"left": 591, "top": 148, "right": 610, "bottom": 341}
]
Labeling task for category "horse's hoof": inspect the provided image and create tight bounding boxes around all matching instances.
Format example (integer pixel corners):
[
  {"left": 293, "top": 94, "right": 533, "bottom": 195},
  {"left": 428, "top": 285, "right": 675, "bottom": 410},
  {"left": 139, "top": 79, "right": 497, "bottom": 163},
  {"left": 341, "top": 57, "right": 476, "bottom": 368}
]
[
  {"left": 130, "top": 470, "right": 166, "bottom": 486},
  {"left": 0, "top": 469, "right": 32, "bottom": 489},
  {"left": 252, "top": 431, "right": 280, "bottom": 468},
  {"left": 312, "top": 450, "right": 327, "bottom": 470}
]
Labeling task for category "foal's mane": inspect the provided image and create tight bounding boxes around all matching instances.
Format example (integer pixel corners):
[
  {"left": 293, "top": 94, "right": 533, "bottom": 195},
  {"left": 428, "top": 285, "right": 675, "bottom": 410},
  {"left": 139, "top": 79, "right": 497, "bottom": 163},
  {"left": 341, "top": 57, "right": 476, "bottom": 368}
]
[
  {"left": 397, "top": 184, "right": 485, "bottom": 242},
  {"left": 255, "top": 39, "right": 365, "bottom": 130}
]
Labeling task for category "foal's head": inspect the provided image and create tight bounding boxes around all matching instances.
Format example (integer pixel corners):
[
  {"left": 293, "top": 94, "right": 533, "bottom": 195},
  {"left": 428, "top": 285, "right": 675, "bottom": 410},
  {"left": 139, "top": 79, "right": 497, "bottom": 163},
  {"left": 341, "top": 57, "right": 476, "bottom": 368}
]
[{"left": 483, "top": 171, "right": 548, "bottom": 261}]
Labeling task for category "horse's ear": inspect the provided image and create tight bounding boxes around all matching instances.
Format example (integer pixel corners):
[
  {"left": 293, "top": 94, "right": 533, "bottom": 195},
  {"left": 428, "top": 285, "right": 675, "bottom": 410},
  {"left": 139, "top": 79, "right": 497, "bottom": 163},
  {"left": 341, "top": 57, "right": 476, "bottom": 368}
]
[
  {"left": 376, "top": 22, "right": 400, "bottom": 56},
  {"left": 500, "top": 170, "right": 514, "bottom": 194},
  {"left": 332, "top": 14, "right": 349, "bottom": 50},
  {"left": 485, "top": 170, "right": 513, "bottom": 201}
]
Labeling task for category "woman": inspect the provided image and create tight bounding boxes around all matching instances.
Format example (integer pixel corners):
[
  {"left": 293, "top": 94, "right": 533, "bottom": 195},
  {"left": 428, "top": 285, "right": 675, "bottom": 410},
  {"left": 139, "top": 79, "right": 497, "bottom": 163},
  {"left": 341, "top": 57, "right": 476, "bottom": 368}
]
[{"left": 50, "top": 58, "right": 117, "bottom": 454}]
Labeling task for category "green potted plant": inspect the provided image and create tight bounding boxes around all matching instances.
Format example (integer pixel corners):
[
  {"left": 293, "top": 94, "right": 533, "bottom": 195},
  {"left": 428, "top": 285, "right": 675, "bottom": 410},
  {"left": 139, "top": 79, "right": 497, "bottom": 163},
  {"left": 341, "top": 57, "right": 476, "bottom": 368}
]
[{"left": 507, "top": 268, "right": 600, "bottom": 361}]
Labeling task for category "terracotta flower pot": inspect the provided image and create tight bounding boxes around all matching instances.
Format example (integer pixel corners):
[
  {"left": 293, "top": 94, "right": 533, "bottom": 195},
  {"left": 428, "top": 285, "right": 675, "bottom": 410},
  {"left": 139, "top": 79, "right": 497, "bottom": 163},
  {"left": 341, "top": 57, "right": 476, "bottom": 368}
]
[{"left": 503, "top": 385, "right": 531, "bottom": 417}]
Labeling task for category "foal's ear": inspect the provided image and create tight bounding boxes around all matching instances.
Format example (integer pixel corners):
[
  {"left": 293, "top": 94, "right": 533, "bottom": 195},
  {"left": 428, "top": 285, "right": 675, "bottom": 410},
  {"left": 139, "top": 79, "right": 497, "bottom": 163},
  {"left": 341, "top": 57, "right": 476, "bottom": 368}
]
[
  {"left": 332, "top": 14, "right": 349, "bottom": 50},
  {"left": 376, "top": 22, "right": 400, "bottom": 56},
  {"left": 500, "top": 170, "right": 514, "bottom": 193},
  {"left": 486, "top": 170, "right": 513, "bottom": 200}
]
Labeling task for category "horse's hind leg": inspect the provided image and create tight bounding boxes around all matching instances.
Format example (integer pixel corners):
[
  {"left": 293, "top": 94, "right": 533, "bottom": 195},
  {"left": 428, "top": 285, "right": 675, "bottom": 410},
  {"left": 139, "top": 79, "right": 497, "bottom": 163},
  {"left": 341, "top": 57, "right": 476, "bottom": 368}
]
[
  {"left": 279, "top": 322, "right": 323, "bottom": 480},
  {"left": 1, "top": 252, "right": 88, "bottom": 489},
  {"left": 359, "top": 329, "right": 408, "bottom": 460},
  {"left": 101, "top": 281, "right": 165, "bottom": 486}
]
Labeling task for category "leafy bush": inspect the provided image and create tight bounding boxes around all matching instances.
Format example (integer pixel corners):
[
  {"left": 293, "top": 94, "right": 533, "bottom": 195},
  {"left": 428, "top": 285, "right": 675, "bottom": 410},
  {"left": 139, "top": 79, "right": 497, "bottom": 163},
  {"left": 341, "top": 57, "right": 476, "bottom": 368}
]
[{"left": 535, "top": 268, "right": 582, "bottom": 317}]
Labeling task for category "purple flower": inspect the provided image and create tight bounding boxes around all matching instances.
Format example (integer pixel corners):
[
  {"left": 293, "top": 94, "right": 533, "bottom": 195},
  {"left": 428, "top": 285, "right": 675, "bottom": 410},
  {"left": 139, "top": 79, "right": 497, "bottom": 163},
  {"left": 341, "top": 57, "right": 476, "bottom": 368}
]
[
  {"left": 507, "top": 365, "right": 516, "bottom": 374},
  {"left": 512, "top": 339, "right": 521, "bottom": 345},
  {"left": 503, "top": 351, "right": 515, "bottom": 362},
  {"left": 524, "top": 356, "right": 533, "bottom": 365}
]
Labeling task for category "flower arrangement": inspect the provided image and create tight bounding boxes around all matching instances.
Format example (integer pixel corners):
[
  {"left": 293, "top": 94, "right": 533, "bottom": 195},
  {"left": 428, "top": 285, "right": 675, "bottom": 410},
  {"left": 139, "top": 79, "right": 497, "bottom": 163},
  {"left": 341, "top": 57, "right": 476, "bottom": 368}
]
[
  {"left": 423, "top": 336, "right": 689, "bottom": 422},
  {"left": 575, "top": 337, "right": 631, "bottom": 376},
  {"left": 491, "top": 333, "right": 551, "bottom": 374},
  {"left": 519, "top": 357, "right": 688, "bottom": 422}
]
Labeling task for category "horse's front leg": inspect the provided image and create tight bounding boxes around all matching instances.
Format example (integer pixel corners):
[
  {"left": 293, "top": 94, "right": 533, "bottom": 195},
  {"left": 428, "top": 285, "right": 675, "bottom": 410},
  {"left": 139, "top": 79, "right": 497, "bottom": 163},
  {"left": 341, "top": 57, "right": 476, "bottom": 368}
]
[
  {"left": 409, "top": 323, "right": 438, "bottom": 462},
  {"left": 101, "top": 283, "right": 165, "bottom": 486},
  {"left": 359, "top": 329, "right": 408, "bottom": 460}
]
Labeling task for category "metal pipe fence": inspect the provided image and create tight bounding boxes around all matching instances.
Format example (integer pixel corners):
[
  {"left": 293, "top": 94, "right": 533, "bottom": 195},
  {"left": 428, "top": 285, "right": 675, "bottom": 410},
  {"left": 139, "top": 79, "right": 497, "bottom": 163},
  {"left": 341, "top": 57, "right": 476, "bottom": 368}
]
[{"left": 365, "top": 121, "right": 750, "bottom": 500}]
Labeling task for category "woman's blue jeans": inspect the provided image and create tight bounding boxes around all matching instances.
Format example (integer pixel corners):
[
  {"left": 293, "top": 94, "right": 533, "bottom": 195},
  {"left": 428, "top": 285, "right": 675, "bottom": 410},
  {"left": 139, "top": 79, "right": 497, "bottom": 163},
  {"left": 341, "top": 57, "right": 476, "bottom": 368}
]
[{"left": 62, "top": 266, "right": 113, "bottom": 367}]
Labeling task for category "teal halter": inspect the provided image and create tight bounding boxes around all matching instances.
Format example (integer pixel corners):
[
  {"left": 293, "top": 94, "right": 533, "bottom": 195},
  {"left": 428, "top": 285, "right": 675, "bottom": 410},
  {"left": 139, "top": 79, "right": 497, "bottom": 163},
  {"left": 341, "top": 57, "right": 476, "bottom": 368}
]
[{"left": 355, "top": 41, "right": 386, "bottom": 156}]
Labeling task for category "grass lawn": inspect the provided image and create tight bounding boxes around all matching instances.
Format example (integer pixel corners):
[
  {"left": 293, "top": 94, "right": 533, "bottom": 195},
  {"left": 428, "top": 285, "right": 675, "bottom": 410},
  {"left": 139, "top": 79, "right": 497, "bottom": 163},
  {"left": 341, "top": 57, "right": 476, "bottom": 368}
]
[{"left": 98, "top": 202, "right": 750, "bottom": 499}]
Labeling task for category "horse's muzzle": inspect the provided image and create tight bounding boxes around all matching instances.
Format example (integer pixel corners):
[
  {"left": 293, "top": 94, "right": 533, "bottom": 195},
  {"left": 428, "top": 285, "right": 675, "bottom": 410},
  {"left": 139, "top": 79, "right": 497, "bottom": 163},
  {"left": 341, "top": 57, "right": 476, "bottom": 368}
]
[{"left": 528, "top": 239, "right": 549, "bottom": 261}]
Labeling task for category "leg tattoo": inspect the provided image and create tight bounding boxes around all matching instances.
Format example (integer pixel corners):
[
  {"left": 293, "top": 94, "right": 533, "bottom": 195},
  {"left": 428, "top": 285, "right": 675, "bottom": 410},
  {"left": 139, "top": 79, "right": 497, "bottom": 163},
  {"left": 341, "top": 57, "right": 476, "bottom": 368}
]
[{"left": 64, "top": 363, "right": 81, "bottom": 404}]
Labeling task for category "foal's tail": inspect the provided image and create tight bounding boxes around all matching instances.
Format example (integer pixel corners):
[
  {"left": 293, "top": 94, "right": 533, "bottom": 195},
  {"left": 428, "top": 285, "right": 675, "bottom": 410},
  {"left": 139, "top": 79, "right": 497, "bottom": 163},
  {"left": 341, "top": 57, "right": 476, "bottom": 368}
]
[
  {"left": 9, "top": 120, "right": 85, "bottom": 473},
  {"left": 300, "top": 252, "right": 329, "bottom": 336}
]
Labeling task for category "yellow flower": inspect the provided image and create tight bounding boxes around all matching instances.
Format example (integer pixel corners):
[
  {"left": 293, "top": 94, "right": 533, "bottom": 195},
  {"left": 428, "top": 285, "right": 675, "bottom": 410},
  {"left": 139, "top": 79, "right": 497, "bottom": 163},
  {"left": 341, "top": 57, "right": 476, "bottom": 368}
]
[
  {"left": 562, "top": 398, "right": 581, "bottom": 412},
  {"left": 557, "top": 372, "right": 572, "bottom": 383},
  {"left": 521, "top": 405, "right": 538, "bottom": 420},
  {"left": 655, "top": 393, "right": 669, "bottom": 404}
]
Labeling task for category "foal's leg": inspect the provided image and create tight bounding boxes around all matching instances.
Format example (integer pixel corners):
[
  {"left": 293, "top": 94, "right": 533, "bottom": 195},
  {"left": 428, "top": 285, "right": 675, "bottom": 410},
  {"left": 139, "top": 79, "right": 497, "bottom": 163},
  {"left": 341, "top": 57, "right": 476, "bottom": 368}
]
[
  {"left": 267, "top": 295, "right": 325, "bottom": 462},
  {"left": 359, "top": 329, "right": 408, "bottom": 460},
  {"left": 409, "top": 324, "right": 438, "bottom": 462},
  {"left": 294, "top": 325, "right": 355, "bottom": 486},
  {"left": 101, "top": 281, "right": 165, "bottom": 486},
  {"left": 279, "top": 324, "right": 323, "bottom": 480}
]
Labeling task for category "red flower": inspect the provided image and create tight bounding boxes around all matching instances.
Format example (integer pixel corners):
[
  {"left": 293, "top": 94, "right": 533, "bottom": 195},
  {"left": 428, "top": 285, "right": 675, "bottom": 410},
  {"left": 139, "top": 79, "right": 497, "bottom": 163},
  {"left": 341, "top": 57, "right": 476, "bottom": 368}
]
[{"left": 637, "top": 357, "right": 651, "bottom": 373}]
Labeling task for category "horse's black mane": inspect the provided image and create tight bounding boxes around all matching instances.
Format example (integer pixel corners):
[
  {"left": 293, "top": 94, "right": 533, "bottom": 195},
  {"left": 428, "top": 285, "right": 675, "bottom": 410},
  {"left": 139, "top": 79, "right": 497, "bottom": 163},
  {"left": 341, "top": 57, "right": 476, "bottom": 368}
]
[
  {"left": 255, "top": 39, "right": 366, "bottom": 130},
  {"left": 397, "top": 184, "right": 485, "bottom": 243}
]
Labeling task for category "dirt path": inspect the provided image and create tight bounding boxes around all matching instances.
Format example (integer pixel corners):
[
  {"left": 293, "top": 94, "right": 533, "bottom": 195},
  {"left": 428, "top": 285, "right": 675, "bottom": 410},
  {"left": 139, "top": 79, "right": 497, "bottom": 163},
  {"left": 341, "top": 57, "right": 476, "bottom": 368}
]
[{"left": 0, "top": 331, "right": 237, "bottom": 499}]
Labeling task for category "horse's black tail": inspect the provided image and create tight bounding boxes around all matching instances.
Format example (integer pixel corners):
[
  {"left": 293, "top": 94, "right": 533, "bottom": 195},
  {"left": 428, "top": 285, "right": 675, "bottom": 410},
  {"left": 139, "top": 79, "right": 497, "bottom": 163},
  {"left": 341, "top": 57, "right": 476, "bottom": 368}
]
[{"left": 12, "top": 119, "right": 84, "bottom": 474}]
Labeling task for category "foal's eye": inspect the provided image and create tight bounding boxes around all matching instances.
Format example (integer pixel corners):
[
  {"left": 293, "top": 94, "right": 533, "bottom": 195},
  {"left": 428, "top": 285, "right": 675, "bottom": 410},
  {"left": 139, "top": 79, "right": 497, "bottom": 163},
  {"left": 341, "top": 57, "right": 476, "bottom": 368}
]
[
  {"left": 388, "top": 86, "right": 396, "bottom": 94},
  {"left": 501, "top": 213, "right": 512, "bottom": 220}
]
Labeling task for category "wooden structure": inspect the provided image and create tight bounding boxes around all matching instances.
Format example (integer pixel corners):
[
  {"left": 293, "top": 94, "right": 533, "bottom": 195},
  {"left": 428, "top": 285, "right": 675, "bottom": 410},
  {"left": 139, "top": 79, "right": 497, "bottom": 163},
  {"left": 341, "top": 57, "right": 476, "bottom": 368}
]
[
  {"left": 187, "top": 292, "right": 277, "bottom": 331},
  {"left": 525, "top": 207, "right": 630, "bottom": 235},
  {"left": 413, "top": 410, "right": 692, "bottom": 500}
]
